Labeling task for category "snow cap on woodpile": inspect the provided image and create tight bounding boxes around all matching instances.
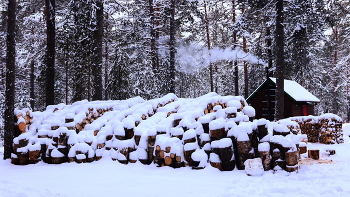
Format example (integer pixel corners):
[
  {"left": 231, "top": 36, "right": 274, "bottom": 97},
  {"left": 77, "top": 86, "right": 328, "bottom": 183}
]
[
  {"left": 191, "top": 149, "right": 208, "bottom": 167},
  {"left": 319, "top": 113, "right": 342, "bottom": 121},
  {"left": 209, "top": 118, "right": 226, "bottom": 130},
  {"left": 258, "top": 142, "right": 270, "bottom": 152},
  {"left": 242, "top": 106, "right": 255, "bottom": 117}
]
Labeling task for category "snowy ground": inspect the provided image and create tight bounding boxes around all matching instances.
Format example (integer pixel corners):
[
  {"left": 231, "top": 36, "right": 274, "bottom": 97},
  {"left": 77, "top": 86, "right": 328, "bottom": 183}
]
[{"left": 1, "top": 125, "right": 350, "bottom": 197}]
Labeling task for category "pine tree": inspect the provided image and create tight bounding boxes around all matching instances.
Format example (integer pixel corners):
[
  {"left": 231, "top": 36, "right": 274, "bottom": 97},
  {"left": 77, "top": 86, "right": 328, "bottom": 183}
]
[
  {"left": 45, "top": 0, "right": 55, "bottom": 106},
  {"left": 4, "top": 0, "right": 16, "bottom": 159}
]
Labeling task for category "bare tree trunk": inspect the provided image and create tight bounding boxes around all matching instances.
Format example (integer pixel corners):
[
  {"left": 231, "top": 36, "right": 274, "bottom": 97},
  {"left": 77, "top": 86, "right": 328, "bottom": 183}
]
[
  {"left": 169, "top": 0, "right": 176, "bottom": 93},
  {"left": 275, "top": 0, "right": 284, "bottom": 120},
  {"left": 104, "top": 13, "right": 109, "bottom": 100},
  {"left": 45, "top": 0, "right": 55, "bottom": 106},
  {"left": 232, "top": 0, "right": 239, "bottom": 96},
  {"left": 332, "top": 27, "right": 338, "bottom": 114},
  {"left": 30, "top": 61, "right": 35, "bottom": 110},
  {"left": 4, "top": 0, "right": 16, "bottom": 160},
  {"left": 243, "top": 36, "right": 248, "bottom": 98},
  {"left": 92, "top": 0, "right": 103, "bottom": 101},
  {"left": 204, "top": 0, "right": 213, "bottom": 92},
  {"left": 148, "top": 0, "right": 159, "bottom": 71}
]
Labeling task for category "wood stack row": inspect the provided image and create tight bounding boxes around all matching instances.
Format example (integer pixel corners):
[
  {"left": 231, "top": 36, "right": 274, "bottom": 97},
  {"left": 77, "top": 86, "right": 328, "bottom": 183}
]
[
  {"left": 319, "top": 117, "right": 343, "bottom": 144},
  {"left": 289, "top": 115, "right": 343, "bottom": 144},
  {"left": 12, "top": 94, "right": 305, "bottom": 175}
]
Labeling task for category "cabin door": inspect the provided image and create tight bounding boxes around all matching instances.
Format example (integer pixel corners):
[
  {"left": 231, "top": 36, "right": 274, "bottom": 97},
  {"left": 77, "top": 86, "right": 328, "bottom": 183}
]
[{"left": 302, "top": 105, "right": 308, "bottom": 116}]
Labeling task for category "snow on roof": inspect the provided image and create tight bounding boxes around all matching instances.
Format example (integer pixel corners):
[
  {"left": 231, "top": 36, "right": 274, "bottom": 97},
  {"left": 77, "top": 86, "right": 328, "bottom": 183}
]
[
  {"left": 248, "top": 78, "right": 319, "bottom": 102},
  {"left": 269, "top": 78, "right": 320, "bottom": 102}
]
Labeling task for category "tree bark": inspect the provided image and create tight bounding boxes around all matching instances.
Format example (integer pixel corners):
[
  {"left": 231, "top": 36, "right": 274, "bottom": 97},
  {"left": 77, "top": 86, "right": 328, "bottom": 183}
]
[
  {"left": 169, "top": 0, "right": 176, "bottom": 93},
  {"left": 148, "top": 0, "right": 159, "bottom": 71},
  {"left": 204, "top": 0, "right": 213, "bottom": 92},
  {"left": 4, "top": 0, "right": 16, "bottom": 160},
  {"left": 45, "top": 0, "right": 55, "bottom": 106},
  {"left": 92, "top": 0, "right": 103, "bottom": 100},
  {"left": 274, "top": 0, "right": 284, "bottom": 120}
]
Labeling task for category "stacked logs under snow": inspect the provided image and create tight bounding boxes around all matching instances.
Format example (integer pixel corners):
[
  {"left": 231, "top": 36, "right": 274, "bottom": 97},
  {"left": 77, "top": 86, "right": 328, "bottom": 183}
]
[
  {"left": 289, "top": 114, "right": 343, "bottom": 144},
  {"left": 11, "top": 93, "right": 314, "bottom": 175}
]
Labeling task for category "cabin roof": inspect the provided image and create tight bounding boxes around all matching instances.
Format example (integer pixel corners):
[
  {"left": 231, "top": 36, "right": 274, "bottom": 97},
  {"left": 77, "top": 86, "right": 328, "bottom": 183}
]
[{"left": 247, "top": 77, "right": 320, "bottom": 103}]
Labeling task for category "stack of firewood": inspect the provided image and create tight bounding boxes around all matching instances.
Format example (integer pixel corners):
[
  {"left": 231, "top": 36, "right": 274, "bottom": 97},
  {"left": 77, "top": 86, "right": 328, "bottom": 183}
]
[
  {"left": 11, "top": 93, "right": 308, "bottom": 175},
  {"left": 289, "top": 114, "right": 343, "bottom": 144},
  {"left": 319, "top": 115, "right": 343, "bottom": 144}
]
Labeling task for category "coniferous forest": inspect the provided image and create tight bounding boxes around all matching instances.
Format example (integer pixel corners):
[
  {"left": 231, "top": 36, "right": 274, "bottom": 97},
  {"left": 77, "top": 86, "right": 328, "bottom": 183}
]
[{"left": 1, "top": 0, "right": 350, "bottom": 142}]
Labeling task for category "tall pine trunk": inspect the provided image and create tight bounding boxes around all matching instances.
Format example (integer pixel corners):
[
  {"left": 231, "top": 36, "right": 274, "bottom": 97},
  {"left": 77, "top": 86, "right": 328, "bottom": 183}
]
[
  {"left": 169, "top": 0, "right": 176, "bottom": 93},
  {"left": 148, "top": 0, "right": 159, "bottom": 71},
  {"left": 204, "top": 0, "right": 213, "bottom": 92},
  {"left": 92, "top": 0, "right": 103, "bottom": 101},
  {"left": 45, "top": 0, "right": 55, "bottom": 106},
  {"left": 232, "top": 0, "right": 239, "bottom": 96},
  {"left": 4, "top": 0, "right": 16, "bottom": 160},
  {"left": 275, "top": 0, "right": 284, "bottom": 120}
]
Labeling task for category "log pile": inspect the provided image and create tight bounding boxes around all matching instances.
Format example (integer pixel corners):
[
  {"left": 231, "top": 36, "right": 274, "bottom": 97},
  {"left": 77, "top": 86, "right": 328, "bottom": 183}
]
[
  {"left": 13, "top": 93, "right": 339, "bottom": 176},
  {"left": 289, "top": 114, "right": 343, "bottom": 144}
]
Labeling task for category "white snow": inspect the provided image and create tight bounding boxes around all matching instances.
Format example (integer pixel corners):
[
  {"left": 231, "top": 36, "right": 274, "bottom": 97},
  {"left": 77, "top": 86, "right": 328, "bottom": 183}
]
[
  {"left": 244, "top": 158, "right": 264, "bottom": 176},
  {"left": 51, "top": 148, "right": 64, "bottom": 158},
  {"left": 270, "top": 77, "right": 320, "bottom": 102},
  {"left": 2, "top": 135, "right": 350, "bottom": 196},
  {"left": 209, "top": 118, "right": 225, "bottom": 130},
  {"left": 3, "top": 95, "right": 350, "bottom": 197},
  {"left": 183, "top": 129, "right": 196, "bottom": 141},
  {"left": 209, "top": 153, "right": 221, "bottom": 162},
  {"left": 273, "top": 124, "right": 290, "bottom": 133},
  {"left": 184, "top": 142, "right": 198, "bottom": 151},
  {"left": 258, "top": 142, "right": 270, "bottom": 152},
  {"left": 242, "top": 106, "right": 255, "bottom": 117},
  {"left": 218, "top": 138, "right": 233, "bottom": 148}
]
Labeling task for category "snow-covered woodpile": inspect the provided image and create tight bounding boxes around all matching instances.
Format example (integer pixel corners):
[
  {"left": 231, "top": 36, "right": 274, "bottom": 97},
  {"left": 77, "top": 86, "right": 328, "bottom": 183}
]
[
  {"left": 10, "top": 92, "right": 332, "bottom": 175},
  {"left": 289, "top": 114, "right": 343, "bottom": 144}
]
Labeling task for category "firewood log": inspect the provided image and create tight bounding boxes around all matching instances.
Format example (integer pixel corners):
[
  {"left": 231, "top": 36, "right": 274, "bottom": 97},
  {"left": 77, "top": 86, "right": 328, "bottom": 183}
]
[
  {"left": 299, "top": 146, "right": 307, "bottom": 154},
  {"left": 222, "top": 156, "right": 235, "bottom": 171},
  {"left": 257, "top": 125, "right": 268, "bottom": 140},
  {"left": 17, "top": 122, "right": 26, "bottom": 133},
  {"left": 174, "top": 155, "right": 184, "bottom": 168},
  {"left": 124, "top": 128, "right": 134, "bottom": 139},
  {"left": 285, "top": 151, "right": 298, "bottom": 166},
  {"left": 258, "top": 151, "right": 271, "bottom": 171},
  {"left": 236, "top": 140, "right": 252, "bottom": 170},
  {"left": 308, "top": 149, "right": 319, "bottom": 160},
  {"left": 183, "top": 137, "right": 196, "bottom": 145},
  {"left": 148, "top": 135, "right": 156, "bottom": 147},
  {"left": 286, "top": 165, "right": 298, "bottom": 173},
  {"left": 28, "top": 150, "right": 41, "bottom": 161},
  {"left": 210, "top": 128, "right": 226, "bottom": 141},
  {"left": 11, "top": 154, "right": 19, "bottom": 165}
]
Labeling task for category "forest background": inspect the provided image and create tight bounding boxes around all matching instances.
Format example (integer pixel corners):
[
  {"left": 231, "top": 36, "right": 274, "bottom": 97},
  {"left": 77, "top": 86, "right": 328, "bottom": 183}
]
[{"left": 0, "top": 0, "right": 349, "bottom": 142}]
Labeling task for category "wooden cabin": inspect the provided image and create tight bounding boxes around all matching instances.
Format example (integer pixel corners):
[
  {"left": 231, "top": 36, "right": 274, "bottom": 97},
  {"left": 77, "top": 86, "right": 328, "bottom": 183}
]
[{"left": 246, "top": 77, "right": 320, "bottom": 121}]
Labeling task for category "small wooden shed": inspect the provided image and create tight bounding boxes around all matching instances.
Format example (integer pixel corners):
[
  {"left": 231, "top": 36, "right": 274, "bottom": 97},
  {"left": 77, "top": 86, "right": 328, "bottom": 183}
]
[{"left": 246, "top": 77, "right": 320, "bottom": 121}]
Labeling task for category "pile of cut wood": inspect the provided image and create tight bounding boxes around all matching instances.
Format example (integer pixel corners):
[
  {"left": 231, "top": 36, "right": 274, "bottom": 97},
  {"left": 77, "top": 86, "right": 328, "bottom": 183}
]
[
  {"left": 289, "top": 114, "right": 343, "bottom": 144},
  {"left": 10, "top": 93, "right": 324, "bottom": 175}
]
